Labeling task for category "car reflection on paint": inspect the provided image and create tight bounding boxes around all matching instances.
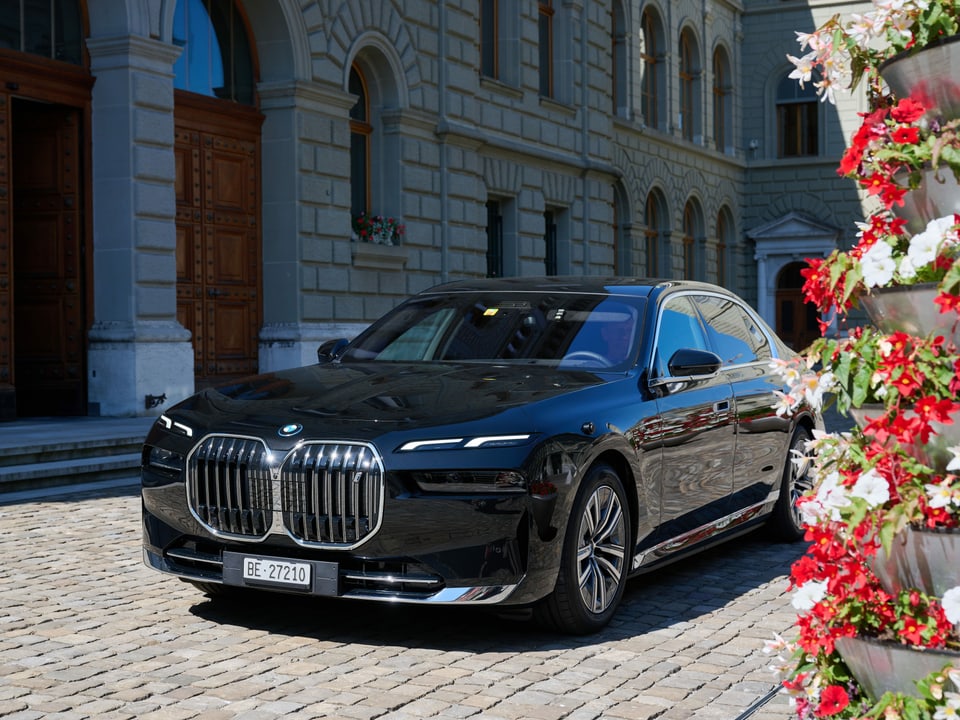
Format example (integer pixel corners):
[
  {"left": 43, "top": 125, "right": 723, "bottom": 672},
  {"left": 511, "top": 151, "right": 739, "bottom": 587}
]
[{"left": 141, "top": 277, "right": 820, "bottom": 634}]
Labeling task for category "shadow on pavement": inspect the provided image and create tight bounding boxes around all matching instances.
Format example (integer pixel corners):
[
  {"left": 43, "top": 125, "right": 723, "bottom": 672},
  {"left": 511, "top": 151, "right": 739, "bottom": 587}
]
[{"left": 187, "top": 528, "right": 805, "bottom": 650}]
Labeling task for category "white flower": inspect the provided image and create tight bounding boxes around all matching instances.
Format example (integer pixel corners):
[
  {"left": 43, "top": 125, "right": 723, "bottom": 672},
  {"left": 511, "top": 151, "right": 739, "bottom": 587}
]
[
  {"left": 925, "top": 477, "right": 960, "bottom": 510},
  {"left": 787, "top": 52, "right": 817, "bottom": 87},
  {"left": 897, "top": 253, "right": 918, "bottom": 281},
  {"left": 792, "top": 580, "right": 828, "bottom": 611},
  {"left": 934, "top": 692, "right": 960, "bottom": 720},
  {"left": 801, "top": 470, "right": 851, "bottom": 524},
  {"left": 947, "top": 444, "right": 960, "bottom": 473},
  {"left": 850, "top": 468, "right": 889, "bottom": 508},
  {"left": 860, "top": 239, "right": 896, "bottom": 287},
  {"left": 907, "top": 214, "right": 954, "bottom": 269},
  {"left": 942, "top": 586, "right": 960, "bottom": 625},
  {"left": 773, "top": 390, "right": 800, "bottom": 418}
]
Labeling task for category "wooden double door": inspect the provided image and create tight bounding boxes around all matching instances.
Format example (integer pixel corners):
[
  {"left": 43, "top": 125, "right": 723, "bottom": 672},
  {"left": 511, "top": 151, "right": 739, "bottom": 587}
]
[
  {"left": 175, "top": 94, "right": 263, "bottom": 387},
  {"left": 2, "top": 95, "right": 87, "bottom": 417}
]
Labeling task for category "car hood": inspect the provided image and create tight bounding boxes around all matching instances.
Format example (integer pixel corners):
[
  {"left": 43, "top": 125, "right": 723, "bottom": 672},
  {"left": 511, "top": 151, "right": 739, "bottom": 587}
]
[{"left": 169, "top": 362, "right": 609, "bottom": 440}]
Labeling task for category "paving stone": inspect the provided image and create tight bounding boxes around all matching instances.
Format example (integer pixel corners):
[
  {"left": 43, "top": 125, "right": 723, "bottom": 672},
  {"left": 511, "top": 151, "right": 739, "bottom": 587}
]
[{"left": 0, "top": 485, "right": 805, "bottom": 720}]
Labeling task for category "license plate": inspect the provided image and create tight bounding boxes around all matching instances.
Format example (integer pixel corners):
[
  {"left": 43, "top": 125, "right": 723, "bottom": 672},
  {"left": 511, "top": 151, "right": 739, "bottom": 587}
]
[{"left": 241, "top": 556, "right": 311, "bottom": 588}]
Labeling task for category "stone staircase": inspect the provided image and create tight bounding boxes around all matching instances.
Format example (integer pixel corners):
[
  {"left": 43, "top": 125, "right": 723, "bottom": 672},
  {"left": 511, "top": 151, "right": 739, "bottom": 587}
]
[{"left": 0, "top": 417, "right": 155, "bottom": 494}]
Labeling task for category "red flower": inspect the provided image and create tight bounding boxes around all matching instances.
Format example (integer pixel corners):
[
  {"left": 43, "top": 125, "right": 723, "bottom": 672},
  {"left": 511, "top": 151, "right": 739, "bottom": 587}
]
[
  {"left": 816, "top": 685, "right": 850, "bottom": 716},
  {"left": 900, "top": 619, "right": 927, "bottom": 645},
  {"left": 891, "top": 126, "right": 920, "bottom": 144},
  {"left": 890, "top": 97, "right": 926, "bottom": 123},
  {"left": 934, "top": 292, "right": 960, "bottom": 314}
]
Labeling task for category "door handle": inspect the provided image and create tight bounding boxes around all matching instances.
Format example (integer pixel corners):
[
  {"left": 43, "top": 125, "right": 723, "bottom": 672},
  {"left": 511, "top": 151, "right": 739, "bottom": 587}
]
[{"left": 208, "top": 288, "right": 224, "bottom": 297}]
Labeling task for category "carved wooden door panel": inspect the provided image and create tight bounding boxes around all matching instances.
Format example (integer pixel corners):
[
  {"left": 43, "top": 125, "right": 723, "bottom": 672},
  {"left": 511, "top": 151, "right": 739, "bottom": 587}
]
[
  {"left": 175, "top": 97, "right": 261, "bottom": 386},
  {"left": 11, "top": 100, "right": 85, "bottom": 415},
  {"left": 0, "top": 94, "right": 11, "bottom": 417}
]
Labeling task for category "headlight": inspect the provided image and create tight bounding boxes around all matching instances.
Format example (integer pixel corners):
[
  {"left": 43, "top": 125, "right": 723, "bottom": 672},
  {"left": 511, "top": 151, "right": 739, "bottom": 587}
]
[
  {"left": 146, "top": 446, "right": 185, "bottom": 473},
  {"left": 411, "top": 470, "right": 526, "bottom": 493},
  {"left": 156, "top": 414, "right": 194, "bottom": 438},
  {"left": 398, "top": 434, "right": 532, "bottom": 452}
]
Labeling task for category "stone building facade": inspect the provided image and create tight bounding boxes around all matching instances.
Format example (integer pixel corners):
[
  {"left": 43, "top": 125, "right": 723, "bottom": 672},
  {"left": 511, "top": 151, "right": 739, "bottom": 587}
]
[{"left": 0, "top": 0, "right": 875, "bottom": 419}]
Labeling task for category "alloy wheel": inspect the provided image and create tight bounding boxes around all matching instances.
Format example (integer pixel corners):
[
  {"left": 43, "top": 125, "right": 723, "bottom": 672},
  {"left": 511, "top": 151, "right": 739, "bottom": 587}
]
[{"left": 576, "top": 484, "right": 627, "bottom": 614}]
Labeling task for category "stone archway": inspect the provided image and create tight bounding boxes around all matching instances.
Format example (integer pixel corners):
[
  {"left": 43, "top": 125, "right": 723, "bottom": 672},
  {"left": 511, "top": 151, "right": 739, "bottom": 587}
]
[{"left": 747, "top": 211, "right": 841, "bottom": 341}]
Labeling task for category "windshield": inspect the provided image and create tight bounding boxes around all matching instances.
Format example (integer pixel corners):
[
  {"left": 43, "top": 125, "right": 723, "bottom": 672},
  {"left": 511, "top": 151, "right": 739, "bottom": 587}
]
[{"left": 341, "top": 291, "right": 646, "bottom": 371}]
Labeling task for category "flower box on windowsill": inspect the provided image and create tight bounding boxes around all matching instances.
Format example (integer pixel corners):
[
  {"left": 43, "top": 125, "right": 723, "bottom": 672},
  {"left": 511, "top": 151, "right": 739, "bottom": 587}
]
[{"left": 351, "top": 241, "right": 408, "bottom": 271}]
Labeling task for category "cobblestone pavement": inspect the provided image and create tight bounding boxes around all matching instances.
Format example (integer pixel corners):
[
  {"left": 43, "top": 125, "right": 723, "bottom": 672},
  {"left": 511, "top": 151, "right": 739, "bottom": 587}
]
[{"left": 0, "top": 481, "right": 804, "bottom": 720}]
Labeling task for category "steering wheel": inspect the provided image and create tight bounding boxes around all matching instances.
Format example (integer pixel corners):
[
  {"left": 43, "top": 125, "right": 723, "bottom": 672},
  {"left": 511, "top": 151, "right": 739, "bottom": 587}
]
[{"left": 562, "top": 350, "right": 612, "bottom": 367}]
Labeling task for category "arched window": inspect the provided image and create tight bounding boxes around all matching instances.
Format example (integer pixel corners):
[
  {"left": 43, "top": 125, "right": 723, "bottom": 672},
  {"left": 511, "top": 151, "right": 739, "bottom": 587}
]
[
  {"left": 538, "top": 0, "right": 554, "bottom": 97},
  {"left": 612, "top": 0, "right": 627, "bottom": 116},
  {"left": 639, "top": 10, "right": 664, "bottom": 130},
  {"left": 349, "top": 64, "right": 372, "bottom": 222},
  {"left": 682, "top": 199, "right": 704, "bottom": 280},
  {"left": 613, "top": 183, "right": 630, "bottom": 274},
  {"left": 0, "top": 0, "right": 83, "bottom": 64},
  {"left": 173, "top": 0, "right": 255, "bottom": 104},
  {"left": 776, "top": 72, "right": 819, "bottom": 157},
  {"left": 713, "top": 48, "right": 732, "bottom": 153},
  {"left": 644, "top": 191, "right": 666, "bottom": 277},
  {"left": 716, "top": 207, "right": 734, "bottom": 286},
  {"left": 679, "top": 29, "right": 700, "bottom": 142}
]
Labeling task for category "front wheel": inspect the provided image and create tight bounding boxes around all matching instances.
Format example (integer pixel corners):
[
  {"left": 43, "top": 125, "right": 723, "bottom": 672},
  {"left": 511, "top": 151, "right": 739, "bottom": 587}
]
[
  {"left": 535, "top": 463, "right": 631, "bottom": 634},
  {"left": 769, "top": 426, "right": 814, "bottom": 542}
]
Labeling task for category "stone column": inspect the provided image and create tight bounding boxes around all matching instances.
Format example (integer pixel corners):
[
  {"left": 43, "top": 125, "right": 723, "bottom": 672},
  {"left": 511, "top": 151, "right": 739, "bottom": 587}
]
[{"left": 85, "top": 35, "right": 193, "bottom": 417}]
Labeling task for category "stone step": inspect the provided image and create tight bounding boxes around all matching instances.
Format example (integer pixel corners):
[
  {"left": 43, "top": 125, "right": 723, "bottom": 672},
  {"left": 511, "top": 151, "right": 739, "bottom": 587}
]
[
  {"left": 0, "top": 417, "right": 154, "bottom": 493},
  {"left": 0, "top": 453, "right": 142, "bottom": 493}
]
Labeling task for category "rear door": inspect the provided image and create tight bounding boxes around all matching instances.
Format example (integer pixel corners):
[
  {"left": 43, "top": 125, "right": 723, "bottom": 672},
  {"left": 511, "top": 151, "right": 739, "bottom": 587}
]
[{"left": 692, "top": 294, "right": 790, "bottom": 514}]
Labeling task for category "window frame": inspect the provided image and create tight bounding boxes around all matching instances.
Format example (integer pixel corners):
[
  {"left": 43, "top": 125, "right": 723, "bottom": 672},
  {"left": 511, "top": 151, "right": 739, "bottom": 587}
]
[{"left": 349, "top": 64, "right": 372, "bottom": 222}]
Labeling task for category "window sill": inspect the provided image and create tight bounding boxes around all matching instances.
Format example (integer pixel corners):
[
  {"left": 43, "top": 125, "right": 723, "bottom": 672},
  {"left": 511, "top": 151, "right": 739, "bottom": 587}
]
[{"left": 351, "top": 242, "right": 408, "bottom": 271}]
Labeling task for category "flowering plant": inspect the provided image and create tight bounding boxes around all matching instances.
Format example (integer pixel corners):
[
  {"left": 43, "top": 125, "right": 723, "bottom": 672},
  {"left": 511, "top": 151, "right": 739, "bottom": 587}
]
[
  {"left": 787, "top": 0, "right": 960, "bottom": 103},
  {"left": 838, "top": 96, "right": 960, "bottom": 210},
  {"left": 801, "top": 210, "right": 960, "bottom": 318},
  {"left": 352, "top": 212, "right": 405, "bottom": 245},
  {"left": 764, "top": 428, "right": 960, "bottom": 718},
  {"left": 773, "top": 327, "right": 960, "bottom": 416}
]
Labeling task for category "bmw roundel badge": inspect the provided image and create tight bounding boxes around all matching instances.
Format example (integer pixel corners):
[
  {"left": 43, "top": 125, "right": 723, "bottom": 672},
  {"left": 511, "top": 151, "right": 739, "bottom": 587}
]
[{"left": 278, "top": 423, "right": 303, "bottom": 437}]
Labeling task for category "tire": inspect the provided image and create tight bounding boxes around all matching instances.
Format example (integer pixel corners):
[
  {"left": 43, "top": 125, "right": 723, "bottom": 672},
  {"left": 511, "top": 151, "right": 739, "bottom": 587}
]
[
  {"left": 535, "top": 463, "right": 631, "bottom": 634},
  {"left": 769, "top": 426, "right": 814, "bottom": 542}
]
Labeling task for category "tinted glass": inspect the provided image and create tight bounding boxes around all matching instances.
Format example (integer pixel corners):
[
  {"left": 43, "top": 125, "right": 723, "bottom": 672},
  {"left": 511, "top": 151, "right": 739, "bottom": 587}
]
[
  {"left": 343, "top": 291, "right": 645, "bottom": 371},
  {"left": 654, "top": 296, "right": 708, "bottom": 377},
  {"left": 693, "top": 295, "right": 771, "bottom": 365}
]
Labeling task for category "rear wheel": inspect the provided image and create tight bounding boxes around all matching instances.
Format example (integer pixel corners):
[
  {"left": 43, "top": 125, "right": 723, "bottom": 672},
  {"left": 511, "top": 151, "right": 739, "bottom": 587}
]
[
  {"left": 769, "top": 426, "right": 814, "bottom": 541},
  {"left": 536, "top": 463, "right": 631, "bottom": 634}
]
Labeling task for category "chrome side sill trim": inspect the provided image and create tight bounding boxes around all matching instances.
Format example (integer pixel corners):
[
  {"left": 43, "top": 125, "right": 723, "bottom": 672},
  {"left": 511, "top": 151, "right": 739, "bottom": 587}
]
[{"left": 631, "top": 501, "right": 769, "bottom": 570}]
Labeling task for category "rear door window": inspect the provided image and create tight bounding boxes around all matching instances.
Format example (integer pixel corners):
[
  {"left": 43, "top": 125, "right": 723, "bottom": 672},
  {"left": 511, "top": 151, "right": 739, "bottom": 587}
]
[{"left": 692, "top": 295, "right": 771, "bottom": 366}]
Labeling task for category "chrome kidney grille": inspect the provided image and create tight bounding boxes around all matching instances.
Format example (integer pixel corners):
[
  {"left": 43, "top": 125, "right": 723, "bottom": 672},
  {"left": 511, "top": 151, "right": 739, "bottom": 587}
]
[{"left": 186, "top": 435, "right": 384, "bottom": 549}]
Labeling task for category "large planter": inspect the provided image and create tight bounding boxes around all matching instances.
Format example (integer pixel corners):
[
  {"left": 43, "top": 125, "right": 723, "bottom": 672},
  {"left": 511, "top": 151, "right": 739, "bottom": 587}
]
[
  {"left": 868, "top": 525, "right": 960, "bottom": 597},
  {"left": 860, "top": 283, "right": 960, "bottom": 346},
  {"left": 835, "top": 636, "right": 960, "bottom": 701},
  {"left": 849, "top": 403, "right": 960, "bottom": 472},
  {"left": 880, "top": 33, "right": 960, "bottom": 117},
  {"left": 893, "top": 167, "right": 960, "bottom": 235}
]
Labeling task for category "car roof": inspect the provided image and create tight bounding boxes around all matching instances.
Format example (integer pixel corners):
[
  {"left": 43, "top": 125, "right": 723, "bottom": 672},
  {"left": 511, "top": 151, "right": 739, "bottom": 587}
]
[{"left": 417, "top": 276, "right": 734, "bottom": 298}]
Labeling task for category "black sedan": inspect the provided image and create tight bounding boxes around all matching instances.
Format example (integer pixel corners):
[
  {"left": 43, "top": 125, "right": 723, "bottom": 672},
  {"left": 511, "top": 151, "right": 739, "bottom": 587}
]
[{"left": 141, "top": 277, "right": 819, "bottom": 634}]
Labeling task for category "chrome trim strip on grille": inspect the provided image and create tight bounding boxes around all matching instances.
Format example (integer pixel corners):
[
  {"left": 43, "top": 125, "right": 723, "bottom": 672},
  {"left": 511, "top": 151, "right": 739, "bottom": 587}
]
[{"left": 184, "top": 434, "right": 385, "bottom": 550}]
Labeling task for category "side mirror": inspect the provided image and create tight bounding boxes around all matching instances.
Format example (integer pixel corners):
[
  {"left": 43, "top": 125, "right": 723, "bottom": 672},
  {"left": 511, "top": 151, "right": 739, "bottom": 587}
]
[
  {"left": 317, "top": 338, "right": 349, "bottom": 363},
  {"left": 667, "top": 348, "right": 722, "bottom": 377}
]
